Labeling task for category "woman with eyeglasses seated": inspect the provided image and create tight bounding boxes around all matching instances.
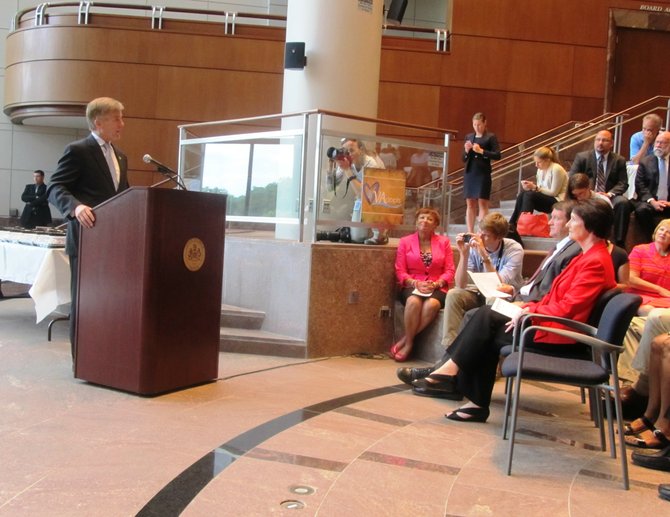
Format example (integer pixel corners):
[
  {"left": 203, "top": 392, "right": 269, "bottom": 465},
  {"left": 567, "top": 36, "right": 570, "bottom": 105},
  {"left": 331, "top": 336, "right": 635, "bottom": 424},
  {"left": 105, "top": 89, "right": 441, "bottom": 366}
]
[
  {"left": 392, "top": 208, "right": 455, "bottom": 362},
  {"left": 411, "top": 199, "right": 616, "bottom": 422}
]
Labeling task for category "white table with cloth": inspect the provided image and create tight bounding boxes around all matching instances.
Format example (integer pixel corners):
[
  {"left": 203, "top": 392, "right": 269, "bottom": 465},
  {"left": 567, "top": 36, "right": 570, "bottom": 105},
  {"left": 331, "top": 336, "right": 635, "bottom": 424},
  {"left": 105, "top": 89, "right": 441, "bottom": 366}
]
[{"left": 0, "top": 239, "right": 71, "bottom": 323}]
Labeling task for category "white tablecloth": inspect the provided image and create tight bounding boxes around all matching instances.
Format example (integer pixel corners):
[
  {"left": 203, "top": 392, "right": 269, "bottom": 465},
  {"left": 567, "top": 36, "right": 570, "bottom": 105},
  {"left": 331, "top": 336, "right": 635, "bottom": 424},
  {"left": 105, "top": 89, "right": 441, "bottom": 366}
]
[{"left": 0, "top": 242, "right": 70, "bottom": 322}]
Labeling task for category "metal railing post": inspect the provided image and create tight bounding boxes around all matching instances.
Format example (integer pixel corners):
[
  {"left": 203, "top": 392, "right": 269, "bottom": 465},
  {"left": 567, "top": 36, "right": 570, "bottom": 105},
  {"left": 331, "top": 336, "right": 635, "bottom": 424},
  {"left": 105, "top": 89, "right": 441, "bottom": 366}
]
[
  {"left": 78, "top": 2, "right": 92, "bottom": 25},
  {"left": 312, "top": 113, "right": 325, "bottom": 243},
  {"left": 297, "top": 112, "right": 310, "bottom": 243}
]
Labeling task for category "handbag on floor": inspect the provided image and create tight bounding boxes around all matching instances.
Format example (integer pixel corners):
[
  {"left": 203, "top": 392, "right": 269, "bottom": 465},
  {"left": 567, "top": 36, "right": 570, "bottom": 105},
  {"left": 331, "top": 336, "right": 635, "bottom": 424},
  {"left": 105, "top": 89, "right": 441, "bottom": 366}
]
[{"left": 517, "top": 212, "right": 550, "bottom": 237}]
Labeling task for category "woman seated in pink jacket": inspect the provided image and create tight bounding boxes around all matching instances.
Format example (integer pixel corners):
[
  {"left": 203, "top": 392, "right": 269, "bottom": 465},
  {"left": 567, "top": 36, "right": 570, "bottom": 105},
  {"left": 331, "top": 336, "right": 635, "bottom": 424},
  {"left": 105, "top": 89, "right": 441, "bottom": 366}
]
[{"left": 393, "top": 208, "right": 455, "bottom": 362}]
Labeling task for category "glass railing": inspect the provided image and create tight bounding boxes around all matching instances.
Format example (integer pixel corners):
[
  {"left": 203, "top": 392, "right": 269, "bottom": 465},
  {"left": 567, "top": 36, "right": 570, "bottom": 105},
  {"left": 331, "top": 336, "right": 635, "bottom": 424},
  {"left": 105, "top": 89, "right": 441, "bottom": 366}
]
[{"left": 178, "top": 110, "right": 456, "bottom": 242}]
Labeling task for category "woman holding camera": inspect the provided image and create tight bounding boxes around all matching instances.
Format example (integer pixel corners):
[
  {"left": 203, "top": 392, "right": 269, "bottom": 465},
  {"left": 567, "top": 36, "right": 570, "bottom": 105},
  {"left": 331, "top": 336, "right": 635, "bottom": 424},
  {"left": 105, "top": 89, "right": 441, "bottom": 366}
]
[
  {"left": 463, "top": 113, "right": 501, "bottom": 233},
  {"left": 508, "top": 146, "right": 568, "bottom": 231},
  {"left": 392, "top": 208, "right": 455, "bottom": 362}
]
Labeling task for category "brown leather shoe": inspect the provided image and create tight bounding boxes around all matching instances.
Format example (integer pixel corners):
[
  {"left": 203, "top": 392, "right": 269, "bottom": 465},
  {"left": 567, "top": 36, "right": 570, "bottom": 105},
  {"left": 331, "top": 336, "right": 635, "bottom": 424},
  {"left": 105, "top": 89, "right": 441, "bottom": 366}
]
[{"left": 620, "top": 385, "right": 648, "bottom": 421}]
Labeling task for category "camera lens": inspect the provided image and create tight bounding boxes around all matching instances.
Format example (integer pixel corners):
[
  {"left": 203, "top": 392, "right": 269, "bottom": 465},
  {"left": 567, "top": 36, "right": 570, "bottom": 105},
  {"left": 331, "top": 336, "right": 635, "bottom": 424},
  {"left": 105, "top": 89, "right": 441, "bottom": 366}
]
[{"left": 463, "top": 234, "right": 472, "bottom": 243}]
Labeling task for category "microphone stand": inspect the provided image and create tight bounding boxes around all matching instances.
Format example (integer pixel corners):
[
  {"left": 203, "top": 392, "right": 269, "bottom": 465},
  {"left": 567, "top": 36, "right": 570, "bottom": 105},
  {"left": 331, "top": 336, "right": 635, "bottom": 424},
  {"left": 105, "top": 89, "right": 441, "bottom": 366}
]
[{"left": 148, "top": 166, "right": 188, "bottom": 191}]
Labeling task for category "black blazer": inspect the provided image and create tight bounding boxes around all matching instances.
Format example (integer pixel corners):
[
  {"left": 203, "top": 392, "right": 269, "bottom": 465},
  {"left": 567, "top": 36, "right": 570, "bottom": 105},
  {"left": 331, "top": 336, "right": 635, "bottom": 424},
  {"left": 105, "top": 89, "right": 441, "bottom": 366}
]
[
  {"left": 517, "top": 240, "right": 581, "bottom": 303},
  {"left": 20, "top": 183, "right": 52, "bottom": 228},
  {"left": 635, "top": 153, "right": 665, "bottom": 203},
  {"left": 48, "top": 134, "right": 129, "bottom": 255},
  {"left": 462, "top": 132, "right": 501, "bottom": 173},
  {"left": 569, "top": 151, "right": 628, "bottom": 196}
]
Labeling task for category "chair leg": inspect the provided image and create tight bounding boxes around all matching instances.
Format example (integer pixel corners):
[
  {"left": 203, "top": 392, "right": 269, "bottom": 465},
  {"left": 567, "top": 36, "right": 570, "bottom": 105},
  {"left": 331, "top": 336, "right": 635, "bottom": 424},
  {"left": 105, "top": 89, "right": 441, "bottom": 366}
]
[
  {"left": 591, "top": 387, "right": 606, "bottom": 452},
  {"left": 502, "top": 376, "right": 513, "bottom": 439},
  {"left": 612, "top": 382, "right": 630, "bottom": 489},
  {"left": 506, "top": 373, "right": 523, "bottom": 476},
  {"left": 580, "top": 387, "right": 586, "bottom": 404},
  {"left": 602, "top": 388, "right": 617, "bottom": 459}
]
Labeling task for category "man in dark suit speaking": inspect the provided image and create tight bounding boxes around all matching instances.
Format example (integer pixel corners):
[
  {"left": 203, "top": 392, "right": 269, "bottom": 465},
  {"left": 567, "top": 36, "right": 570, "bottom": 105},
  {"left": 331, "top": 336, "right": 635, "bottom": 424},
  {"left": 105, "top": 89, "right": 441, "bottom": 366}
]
[
  {"left": 570, "top": 130, "right": 630, "bottom": 247},
  {"left": 48, "top": 97, "right": 130, "bottom": 358},
  {"left": 20, "top": 169, "right": 52, "bottom": 228}
]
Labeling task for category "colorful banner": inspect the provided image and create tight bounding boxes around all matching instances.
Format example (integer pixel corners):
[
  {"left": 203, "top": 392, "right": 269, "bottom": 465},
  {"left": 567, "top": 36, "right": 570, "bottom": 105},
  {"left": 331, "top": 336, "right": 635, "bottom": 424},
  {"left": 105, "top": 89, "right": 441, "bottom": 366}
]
[{"left": 361, "top": 167, "right": 406, "bottom": 225}]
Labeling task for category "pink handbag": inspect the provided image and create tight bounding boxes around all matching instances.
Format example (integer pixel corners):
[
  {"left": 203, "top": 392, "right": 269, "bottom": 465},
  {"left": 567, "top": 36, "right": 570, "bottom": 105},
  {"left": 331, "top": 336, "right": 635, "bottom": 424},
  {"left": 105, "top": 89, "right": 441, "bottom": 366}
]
[{"left": 517, "top": 212, "right": 550, "bottom": 237}]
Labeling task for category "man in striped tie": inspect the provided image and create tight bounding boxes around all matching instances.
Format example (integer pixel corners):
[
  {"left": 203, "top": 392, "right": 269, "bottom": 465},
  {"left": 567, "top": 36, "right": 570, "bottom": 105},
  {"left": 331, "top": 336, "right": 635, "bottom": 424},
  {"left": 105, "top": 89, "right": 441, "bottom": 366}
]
[{"left": 569, "top": 130, "right": 630, "bottom": 247}]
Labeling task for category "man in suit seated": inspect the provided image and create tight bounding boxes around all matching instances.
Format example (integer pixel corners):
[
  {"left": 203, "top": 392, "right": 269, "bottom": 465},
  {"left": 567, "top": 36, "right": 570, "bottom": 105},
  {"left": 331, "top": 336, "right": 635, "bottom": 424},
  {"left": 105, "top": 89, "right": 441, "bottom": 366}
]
[
  {"left": 634, "top": 131, "right": 670, "bottom": 240},
  {"left": 399, "top": 201, "right": 580, "bottom": 392},
  {"left": 20, "top": 169, "right": 52, "bottom": 228},
  {"left": 570, "top": 130, "right": 630, "bottom": 248}
]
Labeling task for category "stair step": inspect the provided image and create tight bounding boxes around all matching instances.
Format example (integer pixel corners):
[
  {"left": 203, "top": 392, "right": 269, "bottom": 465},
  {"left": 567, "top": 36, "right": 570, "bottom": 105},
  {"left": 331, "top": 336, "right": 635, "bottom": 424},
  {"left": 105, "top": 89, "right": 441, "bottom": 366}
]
[
  {"left": 220, "top": 327, "right": 307, "bottom": 358},
  {"left": 220, "top": 304, "right": 265, "bottom": 330}
]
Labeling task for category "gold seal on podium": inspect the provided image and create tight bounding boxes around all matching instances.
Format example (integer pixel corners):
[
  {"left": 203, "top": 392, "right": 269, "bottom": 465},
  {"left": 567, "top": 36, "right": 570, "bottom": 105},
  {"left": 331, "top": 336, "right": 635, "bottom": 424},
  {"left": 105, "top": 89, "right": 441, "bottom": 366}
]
[{"left": 183, "top": 238, "right": 205, "bottom": 271}]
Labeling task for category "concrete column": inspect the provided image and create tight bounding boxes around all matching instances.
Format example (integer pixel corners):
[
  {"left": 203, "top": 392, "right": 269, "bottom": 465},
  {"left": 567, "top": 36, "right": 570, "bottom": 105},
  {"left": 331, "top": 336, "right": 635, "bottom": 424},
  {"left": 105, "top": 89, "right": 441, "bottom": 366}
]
[
  {"left": 276, "top": 0, "right": 384, "bottom": 239},
  {"left": 282, "top": 0, "right": 383, "bottom": 125}
]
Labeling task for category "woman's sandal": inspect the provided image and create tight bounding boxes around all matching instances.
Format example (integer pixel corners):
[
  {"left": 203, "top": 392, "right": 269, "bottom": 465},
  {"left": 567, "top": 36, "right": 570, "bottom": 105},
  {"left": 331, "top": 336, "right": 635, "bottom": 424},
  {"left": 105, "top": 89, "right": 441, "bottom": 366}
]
[
  {"left": 445, "top": 406, "right": 490, "bottom": 423},
  {"left": 624, "top": 428, "right": 670, "bottom": 449},
  {"left": 624, "top": 416, "right": 655, "bottom": 436}
]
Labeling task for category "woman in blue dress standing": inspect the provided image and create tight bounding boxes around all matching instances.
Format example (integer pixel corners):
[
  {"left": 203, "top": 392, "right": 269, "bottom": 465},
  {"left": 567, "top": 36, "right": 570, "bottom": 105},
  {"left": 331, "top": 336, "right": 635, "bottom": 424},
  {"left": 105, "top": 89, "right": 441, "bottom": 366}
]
[{"left": 463, "top": 113, "right": 501, "bottom": 233}]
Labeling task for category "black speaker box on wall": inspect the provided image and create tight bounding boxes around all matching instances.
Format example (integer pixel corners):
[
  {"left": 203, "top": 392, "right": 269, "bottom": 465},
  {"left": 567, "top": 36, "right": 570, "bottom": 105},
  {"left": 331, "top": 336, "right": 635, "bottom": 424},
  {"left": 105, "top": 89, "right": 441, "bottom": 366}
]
[
  {"left": 387, "top": 0, "right": 408, "bottom": 25},
  {"left": 284, "top": 42, "right": 306, "bottom": 70}
]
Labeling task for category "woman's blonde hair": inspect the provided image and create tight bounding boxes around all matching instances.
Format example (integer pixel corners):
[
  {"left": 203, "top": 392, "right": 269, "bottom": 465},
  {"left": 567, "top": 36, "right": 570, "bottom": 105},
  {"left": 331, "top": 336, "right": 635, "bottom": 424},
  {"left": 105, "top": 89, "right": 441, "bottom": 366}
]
[
  {"left": 653, "top": 219, "right": 670, "bottom": 240},
  {"left": 533, "top": 146, "right": 559, "bottom": 163}
]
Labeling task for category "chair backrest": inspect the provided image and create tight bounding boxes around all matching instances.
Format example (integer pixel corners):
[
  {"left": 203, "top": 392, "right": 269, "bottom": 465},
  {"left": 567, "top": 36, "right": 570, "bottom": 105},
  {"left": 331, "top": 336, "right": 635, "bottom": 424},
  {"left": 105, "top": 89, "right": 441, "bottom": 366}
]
[
  {"left": 594, "top": 293, "right": 642, "bottom": 346},
  {"left": 587, "top": 287, "right": 622, "bottom": 327}
]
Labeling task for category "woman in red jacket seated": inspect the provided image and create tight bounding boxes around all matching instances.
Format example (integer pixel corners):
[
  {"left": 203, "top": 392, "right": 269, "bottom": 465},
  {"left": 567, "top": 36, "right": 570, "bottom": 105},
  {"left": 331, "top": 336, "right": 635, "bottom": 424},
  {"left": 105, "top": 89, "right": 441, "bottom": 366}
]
[
  {"left": 412, "top": 199, "right": 617, "bottom": 422},
  {"left": 392, "top": 208, "right": 455, "bottom": 362}
]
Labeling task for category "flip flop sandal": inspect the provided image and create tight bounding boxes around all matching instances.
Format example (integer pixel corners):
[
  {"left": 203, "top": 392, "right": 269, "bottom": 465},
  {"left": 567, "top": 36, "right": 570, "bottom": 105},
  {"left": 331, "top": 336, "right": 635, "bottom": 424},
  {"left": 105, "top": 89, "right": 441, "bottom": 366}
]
[
  {"left": 624, "top": 416, "right": 655, "bottom": 436},
  {"left": 625, "top": 429, "right": 670, "bottom": 449}
]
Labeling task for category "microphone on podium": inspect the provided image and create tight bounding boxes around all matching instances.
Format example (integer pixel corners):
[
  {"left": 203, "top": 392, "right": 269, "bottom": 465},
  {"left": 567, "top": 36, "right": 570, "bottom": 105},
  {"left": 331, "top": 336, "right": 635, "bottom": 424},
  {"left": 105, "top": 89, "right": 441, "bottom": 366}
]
[
  {"left": 143, "top": 154, "right": 176, "bottom": 174},
  {"left": 143, "top": 154, "right": 187, "bottom": 190}
]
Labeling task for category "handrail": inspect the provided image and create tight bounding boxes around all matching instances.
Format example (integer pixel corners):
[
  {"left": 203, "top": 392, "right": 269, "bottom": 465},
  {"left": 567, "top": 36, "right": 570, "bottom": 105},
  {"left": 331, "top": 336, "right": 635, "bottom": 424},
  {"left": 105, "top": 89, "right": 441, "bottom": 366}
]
[
  {"left": 440, "top": 95, "right": 670, "bottom": 224},
  {"left": 13, "top": 2, "right": 450, "bottom": 49},
  {"left": 178, "top": 108, "right": 458, "bottom": 138}
]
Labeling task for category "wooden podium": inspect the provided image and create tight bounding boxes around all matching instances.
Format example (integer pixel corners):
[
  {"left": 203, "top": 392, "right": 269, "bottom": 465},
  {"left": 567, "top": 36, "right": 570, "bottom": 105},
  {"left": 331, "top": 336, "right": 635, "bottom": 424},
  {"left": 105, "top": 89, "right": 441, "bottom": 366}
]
[{"left": 74, "top": 187, "right": 226, "bottom": 395}]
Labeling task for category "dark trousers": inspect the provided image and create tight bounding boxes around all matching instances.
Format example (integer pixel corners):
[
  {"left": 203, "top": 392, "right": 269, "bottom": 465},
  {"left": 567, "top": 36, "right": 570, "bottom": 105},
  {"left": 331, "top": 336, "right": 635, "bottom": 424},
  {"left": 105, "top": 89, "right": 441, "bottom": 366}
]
[
  {"left": 611, "top": 195, "right": 633, "bottom": 246},
  {"left": 69, "top": 254, "right": 78, "bottom": 360},
  {"left": 509, "top": 190, "right": 555, "bottom": 227},
  {"left": 634, "top": 200, "right": 670, "bottom": 241},
  {"left": 440, "top": 305, "right": 581, "bottom": 408}
]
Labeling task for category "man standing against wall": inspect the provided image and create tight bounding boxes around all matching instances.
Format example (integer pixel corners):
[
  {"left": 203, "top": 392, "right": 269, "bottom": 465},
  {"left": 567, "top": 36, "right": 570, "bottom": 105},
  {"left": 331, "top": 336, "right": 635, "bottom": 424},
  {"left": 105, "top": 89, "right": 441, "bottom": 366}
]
[
  {"left": 19, "top": 169, "right": 52, "bottom": 228},
  {"left": 48, "top": 97, "right": 129, "bottom": 359}
]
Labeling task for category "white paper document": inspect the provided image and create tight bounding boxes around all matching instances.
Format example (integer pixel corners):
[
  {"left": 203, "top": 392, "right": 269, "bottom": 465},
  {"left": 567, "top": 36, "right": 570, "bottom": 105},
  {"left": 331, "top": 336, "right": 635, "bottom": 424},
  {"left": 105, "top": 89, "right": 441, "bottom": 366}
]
[
  {"left": 468, "top": 271, "right": 512, "bottom": 299},
  {"left": 491, "top": 298, "right": 524, "bottom": 319},
  {"left": 411, "top": 288, "right": 433, "bottom": 297}
]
